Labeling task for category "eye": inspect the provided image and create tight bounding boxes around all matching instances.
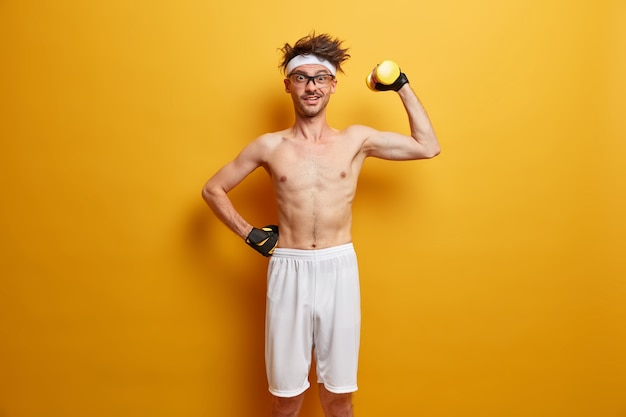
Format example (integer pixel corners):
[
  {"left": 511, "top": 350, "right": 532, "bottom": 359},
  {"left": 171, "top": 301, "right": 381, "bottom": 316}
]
[
  {"left": 295, "top": 74, "right": 307, "bottom": 82},
  {"left": 316, "top": 75, "right": 327, "bottom": 83}
]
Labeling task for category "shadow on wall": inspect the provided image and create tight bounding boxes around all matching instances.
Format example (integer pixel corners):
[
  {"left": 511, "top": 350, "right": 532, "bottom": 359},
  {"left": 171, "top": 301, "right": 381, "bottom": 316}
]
[
  {"left": 185, "top": 174, "right": 276, "bottom": 414},
  {"left": 183, "top": 92, "right": 284, "bottom": 415}
]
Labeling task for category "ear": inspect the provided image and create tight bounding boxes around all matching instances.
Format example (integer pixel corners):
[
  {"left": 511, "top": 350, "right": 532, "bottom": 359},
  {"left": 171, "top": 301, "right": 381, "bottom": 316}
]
[
  {"left": 330, "top": 78, "right": 337, "bottom": 94},
  {"left": 284, "top": 78, "right": 290, "bottom": 93}
]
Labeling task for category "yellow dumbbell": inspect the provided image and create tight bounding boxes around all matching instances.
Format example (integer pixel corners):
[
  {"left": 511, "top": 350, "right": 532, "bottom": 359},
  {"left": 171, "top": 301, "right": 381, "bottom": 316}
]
[{"left": 365, "top": 60, "right": 401, "bottom": 91}]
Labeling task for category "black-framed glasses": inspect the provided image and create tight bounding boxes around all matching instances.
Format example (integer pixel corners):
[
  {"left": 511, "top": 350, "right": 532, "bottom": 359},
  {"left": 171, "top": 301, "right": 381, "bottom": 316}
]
[{"left": 288, "top": 72, "right": 335, "bottom": 87}]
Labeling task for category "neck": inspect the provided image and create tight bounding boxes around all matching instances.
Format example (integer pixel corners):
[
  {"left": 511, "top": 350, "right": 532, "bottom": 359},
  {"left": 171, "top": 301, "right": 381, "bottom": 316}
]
[{"left": 292, "top": 113, "right": 331, "bottom": 142}]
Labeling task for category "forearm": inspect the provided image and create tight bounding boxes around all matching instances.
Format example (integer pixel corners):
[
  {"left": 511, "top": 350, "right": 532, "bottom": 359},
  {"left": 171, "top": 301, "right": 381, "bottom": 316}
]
[
  {"left": 398, "top": 84, "right": 440, "bottom": 157},
  {"left": 202, "top": 186, "right": 252, "bottom": 240}
]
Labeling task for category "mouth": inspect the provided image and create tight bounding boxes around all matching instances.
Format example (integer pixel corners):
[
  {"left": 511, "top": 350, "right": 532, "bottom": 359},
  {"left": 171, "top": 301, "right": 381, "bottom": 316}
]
[{"left": 301, "top": 95, "right": 321, "bottom": 105}]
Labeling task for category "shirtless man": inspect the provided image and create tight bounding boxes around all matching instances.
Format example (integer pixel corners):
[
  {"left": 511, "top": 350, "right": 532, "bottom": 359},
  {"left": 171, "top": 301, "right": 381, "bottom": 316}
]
[{"left": 202, "top": 33, "right": 440, "bottom": 417}]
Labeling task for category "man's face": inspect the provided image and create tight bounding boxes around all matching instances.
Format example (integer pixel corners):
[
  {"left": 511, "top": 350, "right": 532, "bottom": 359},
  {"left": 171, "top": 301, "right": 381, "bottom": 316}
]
[{"left": 284, "top": 64, "right": 337, "bottom": 118}]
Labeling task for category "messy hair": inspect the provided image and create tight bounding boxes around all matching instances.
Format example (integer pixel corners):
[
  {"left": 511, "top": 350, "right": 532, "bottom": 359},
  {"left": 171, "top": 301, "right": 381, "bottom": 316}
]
[{"left": 279, "top": 32, "right": 351, "bottom": 74}]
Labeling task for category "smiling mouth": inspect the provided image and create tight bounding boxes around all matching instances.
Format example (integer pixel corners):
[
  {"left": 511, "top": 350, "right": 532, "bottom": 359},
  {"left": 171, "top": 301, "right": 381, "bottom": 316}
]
[{"left": 302, "top": 95, "right": 321, "bottom": 104}]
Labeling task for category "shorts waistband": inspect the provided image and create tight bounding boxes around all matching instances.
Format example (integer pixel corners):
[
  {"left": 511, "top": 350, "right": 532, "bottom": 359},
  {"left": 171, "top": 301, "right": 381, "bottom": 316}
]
[{"left": 272, "top": 243, "right": 354, "bottom": 260}]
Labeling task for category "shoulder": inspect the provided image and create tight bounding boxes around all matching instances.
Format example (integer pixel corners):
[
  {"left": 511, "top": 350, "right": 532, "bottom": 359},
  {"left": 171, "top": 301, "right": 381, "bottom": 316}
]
[
  {"left": 235, "top": 130, "right": 288, "bottom": 165},
  {"left": 342, "top": 124, "right": 377, "bottom": 138},
  {"left": 242, "top": 131, "right": 286, "bottom": 153},
  {"left": 341, "top": 124, "right": 380, "bottom": 150},
  {"left": 251, "top": 131, "right": 282, "bottom": 146},
  {"left": 252, "top": 130, "right": 292, "bottom": 150}
]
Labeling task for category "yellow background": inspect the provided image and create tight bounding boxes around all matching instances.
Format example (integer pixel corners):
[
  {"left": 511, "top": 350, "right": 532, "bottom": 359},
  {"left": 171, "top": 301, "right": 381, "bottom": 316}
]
[{"left": 1, "top": 0, "right": 625, "bottom": 416}]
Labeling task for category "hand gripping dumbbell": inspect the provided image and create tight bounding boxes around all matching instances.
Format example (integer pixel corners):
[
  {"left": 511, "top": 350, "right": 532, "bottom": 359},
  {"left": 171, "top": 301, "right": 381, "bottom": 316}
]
[{"left": 365, "top": 60, "right": 409, "bottom": 92}]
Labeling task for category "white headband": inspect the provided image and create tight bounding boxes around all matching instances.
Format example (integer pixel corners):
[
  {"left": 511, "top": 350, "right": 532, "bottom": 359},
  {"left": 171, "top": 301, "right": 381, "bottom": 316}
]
[{"left": 285, "top": 54, "right": 336, "bottom": 76}]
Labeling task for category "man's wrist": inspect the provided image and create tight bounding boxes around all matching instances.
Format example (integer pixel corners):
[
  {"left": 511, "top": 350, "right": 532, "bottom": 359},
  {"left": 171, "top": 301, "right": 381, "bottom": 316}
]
[{"left": 241, "top": 225, "right": 254, "bottom": 240}]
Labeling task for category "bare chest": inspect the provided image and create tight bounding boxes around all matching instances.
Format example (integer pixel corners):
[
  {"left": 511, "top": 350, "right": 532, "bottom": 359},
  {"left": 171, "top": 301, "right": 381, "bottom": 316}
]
[{"left": 268, "top": 139, "right": 362, "bottom": 190}]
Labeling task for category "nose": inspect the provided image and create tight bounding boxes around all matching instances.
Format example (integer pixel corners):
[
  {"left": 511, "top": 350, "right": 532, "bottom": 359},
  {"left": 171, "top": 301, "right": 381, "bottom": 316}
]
[{"left": 304, "top": 78, "right": 317, "bottom": 91}]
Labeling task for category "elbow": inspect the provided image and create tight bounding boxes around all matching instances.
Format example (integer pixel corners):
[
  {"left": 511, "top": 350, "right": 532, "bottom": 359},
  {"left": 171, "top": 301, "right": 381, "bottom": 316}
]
[
  {"left": 419, "top": 143, "right": 440, "bottom": 159},
  {"left": 427, "top": 133, "right": 441, "bottom": 158},
  {"left": 413, "top": 131, "right": 440, "bottom": 159},
  {"left": 428, "top": 144, "right": 441, "bottom": 159},
  {"left": 201, "top": 186, "right": 210, "bottom": 204},
  {"left": 201, "top": 182, "right": 220, "bottom": 206}
]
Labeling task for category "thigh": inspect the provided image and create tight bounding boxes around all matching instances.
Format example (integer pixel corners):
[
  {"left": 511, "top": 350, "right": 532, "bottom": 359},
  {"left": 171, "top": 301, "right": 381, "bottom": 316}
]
[
  {"left": 314, "top": 251, "right": 361, "bottom": 393},
  {"left": 266, "top": 256, "right": 314, "bottom": 397}
]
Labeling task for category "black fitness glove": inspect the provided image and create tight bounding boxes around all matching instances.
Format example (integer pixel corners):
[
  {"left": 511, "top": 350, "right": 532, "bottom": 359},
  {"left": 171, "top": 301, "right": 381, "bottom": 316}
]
[
  {"left": 366, "top": 60, "right": 410, "bottom": 92},
  {"left": 374, "top": 72, "right": 410, "bottom": 92},
  {"left": 245, "top": 225, "right": 279, "bottom": 257}
]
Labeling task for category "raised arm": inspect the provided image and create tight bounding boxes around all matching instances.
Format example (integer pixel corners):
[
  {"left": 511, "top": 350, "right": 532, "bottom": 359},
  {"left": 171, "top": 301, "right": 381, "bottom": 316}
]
[{"left": 363, "top": 65, "right": 440, "bottom": 161}]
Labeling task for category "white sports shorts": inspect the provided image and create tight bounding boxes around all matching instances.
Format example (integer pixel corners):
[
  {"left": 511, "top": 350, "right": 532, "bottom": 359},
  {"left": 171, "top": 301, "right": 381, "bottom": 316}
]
[{"left": 265, "top": 243, "right": 361, "bottom": 398}]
